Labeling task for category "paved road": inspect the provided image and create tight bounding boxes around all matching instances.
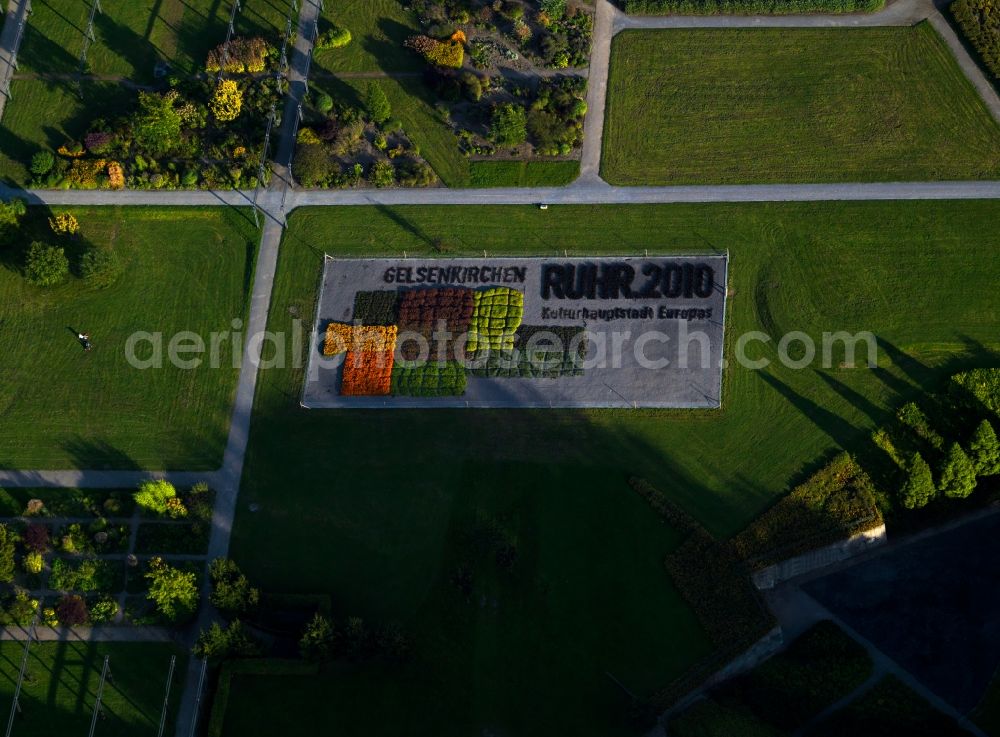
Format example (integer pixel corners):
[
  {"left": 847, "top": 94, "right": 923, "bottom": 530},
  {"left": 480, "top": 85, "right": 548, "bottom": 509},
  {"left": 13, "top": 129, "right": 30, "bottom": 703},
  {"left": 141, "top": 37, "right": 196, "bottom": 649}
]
[
  {"left": 579, "top": 0, "right": 616, "bottom": 182},
  {"left": 3, "top": 179, "right": 1000, "bottom": 215}
]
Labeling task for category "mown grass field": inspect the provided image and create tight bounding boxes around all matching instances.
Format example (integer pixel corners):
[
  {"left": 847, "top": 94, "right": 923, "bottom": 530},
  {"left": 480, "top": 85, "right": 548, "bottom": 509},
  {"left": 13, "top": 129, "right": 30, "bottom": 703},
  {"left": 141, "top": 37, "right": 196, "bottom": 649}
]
[
  {"left": 315, "top": 0, "right": 423, "bottom": 73},
  {"left": 602, "top": 24, "right": 1000, "bottom": 184},
  {"left": 227, "top": 200, "right": 1000, "bottom": 735},
  {"left": 0, "top": 206, "right": 257, "bottom": 470},
  {"left": 18, "top": 0, "right": 287, "bottom": 80},
  {"left": 0, "top": 641, "right": 185, "bottom": 736}
]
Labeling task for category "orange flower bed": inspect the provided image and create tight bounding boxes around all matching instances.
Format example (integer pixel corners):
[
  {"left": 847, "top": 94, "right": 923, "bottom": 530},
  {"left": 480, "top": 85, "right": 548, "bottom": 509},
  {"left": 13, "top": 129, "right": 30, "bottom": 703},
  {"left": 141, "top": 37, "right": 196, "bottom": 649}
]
[
  {"left": 341, "top": 350, "right": 394, "bottom": 396},
  {"left": 324, "top": 322, "right": 353, "bottom": 355},
  {"left": 324, "top": 324, "right": 398, "bottom": 356}
]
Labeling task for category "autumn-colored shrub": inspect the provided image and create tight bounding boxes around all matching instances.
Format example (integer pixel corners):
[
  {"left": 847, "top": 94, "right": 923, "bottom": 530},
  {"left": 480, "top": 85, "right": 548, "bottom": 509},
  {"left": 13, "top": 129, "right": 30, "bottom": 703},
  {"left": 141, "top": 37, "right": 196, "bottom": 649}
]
[
  {"left": 48, "top": 212, "right": 79, "bottom": 235},
  {"left": 206, "top": 37, "right": 270, "bottom": 73},
  {"left": 211, "top": 80, "right": 243, "bottom": 122},
  {"left": 55, "top": 594, "right": 89, "bottom": 626},
  {"left": 405, "top": 35, "right": 464, "bottom": 68},
  {"left": 65, "top": 158, "right": 107, "bottom": 189},
  {"left": 107, "top": 161, "right": 125, "bottom": 189},
  {"left": 84, "top": 131, "right": 114, "bottom": 154},
  {"left": 341, "top": 350, "right": 394, "bottom": 396},
  {"left": 23, "top": 523, "right": 50, "bottom": 553}
]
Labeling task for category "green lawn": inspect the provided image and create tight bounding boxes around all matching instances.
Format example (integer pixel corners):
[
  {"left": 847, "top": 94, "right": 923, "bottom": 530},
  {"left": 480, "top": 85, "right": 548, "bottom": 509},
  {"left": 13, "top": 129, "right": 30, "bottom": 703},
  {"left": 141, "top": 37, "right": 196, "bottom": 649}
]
[
  {"left": 0, "top": 206, "right": 257, "bottom": 470},
  {"left": 228, "top": 200, "right": 1000, "bottom": 735},
  {"left": 602, "top": 24, "right": 1000, "bottom": 184},
  {"left": 18, "top": 0, "right": 287, "bottom": 80},
  {"left": 0, "top": 79, "right": 133, "bottom": 184},
  {"left": 0, "top": 641, "right": 185, "bottom": 736},
  {"left": 315, "top": 0, "right": 423, "bottom": 73}
]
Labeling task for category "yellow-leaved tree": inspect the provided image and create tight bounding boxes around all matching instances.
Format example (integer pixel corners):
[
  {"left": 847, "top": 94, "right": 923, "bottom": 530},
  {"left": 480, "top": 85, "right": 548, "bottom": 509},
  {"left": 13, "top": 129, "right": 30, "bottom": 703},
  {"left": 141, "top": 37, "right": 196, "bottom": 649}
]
[{"left": 211, "top": 80, "right": 243, "bottom": 123}]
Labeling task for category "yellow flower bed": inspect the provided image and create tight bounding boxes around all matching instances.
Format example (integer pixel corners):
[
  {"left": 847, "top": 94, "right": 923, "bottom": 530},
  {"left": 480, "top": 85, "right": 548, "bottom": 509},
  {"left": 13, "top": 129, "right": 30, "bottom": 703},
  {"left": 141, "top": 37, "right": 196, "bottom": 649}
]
[{"left": 323, "top": 324, "right": 398, "bottom": 356}]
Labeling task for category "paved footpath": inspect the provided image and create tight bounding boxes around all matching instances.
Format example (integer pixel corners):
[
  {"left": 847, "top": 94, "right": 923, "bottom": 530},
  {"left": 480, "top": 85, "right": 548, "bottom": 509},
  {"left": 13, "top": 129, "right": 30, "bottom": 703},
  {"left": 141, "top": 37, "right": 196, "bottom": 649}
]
[{"left": 0, "top": 0, "right": 29, "bottom": 122}]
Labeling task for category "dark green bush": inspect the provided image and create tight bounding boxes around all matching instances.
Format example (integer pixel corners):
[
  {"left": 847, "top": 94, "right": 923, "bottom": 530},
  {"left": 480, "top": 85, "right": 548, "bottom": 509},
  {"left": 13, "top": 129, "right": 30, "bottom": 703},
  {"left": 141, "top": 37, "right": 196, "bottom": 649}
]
[{"left": 952, "top": 0, "right": 1000, "bottom": 81}]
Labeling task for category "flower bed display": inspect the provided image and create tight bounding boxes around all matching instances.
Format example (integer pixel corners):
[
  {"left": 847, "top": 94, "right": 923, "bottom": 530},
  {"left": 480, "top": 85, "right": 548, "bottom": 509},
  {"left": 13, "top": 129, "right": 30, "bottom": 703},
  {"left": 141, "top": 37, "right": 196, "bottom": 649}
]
[
  {"left": 391, "top": 361, "right": 468, "bottom": 397},
  {"left": 323, "top": 323, "right": 398, "bottom": 356},
  {"left": 353, "top": 290, "right": 401, "bottom": 326},
  {"left": 396, "top": 288, "right": 476, "bottom": 360},
  {"left": 341, "top": 350, "right": 395, "bottom": 396},
  {"left": 308, "top": 256, "right": 730, "bottom": 408},
  {"left": 467, "top": 287, "right": 525, "bottom": 353}
]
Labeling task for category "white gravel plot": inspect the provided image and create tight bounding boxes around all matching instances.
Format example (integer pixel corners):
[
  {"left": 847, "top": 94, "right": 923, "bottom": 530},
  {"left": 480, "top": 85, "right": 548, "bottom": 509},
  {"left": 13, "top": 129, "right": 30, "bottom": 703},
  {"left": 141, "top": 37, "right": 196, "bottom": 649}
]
[{"left": 303, "top": 255, "right": 728, "bottom": 409}]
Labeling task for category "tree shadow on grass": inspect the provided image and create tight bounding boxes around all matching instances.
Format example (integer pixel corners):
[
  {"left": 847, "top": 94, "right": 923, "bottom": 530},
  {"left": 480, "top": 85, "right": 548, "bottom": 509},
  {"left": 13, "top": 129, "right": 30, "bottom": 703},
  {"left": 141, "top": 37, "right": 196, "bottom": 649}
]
[
  {"left": 61, "top": 438, "right": 142, "bottom": 472},
  {"left": 366, "top": 19, "right": 425, "bottom": 74},
  {"left": 760, "top": 372, "right": 860, "bottom": 451}
]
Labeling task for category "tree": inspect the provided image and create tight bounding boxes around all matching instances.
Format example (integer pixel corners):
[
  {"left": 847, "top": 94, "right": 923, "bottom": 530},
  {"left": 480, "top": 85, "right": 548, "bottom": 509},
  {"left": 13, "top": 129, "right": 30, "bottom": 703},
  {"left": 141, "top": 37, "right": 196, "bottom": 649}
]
[
  {"left": 317, "top": 25, "right": 352, "bottom": 49},
  {"left": 134, "top": 479, "right": 178, "bottom": 515},
  {"left": 132, "top": 91, "right": 183, "bottom": 157},
  {"left": 23, "top": 523, "right": 50, "bottom": 553},
  {"left": 0, "top": 525, "right": 15, "bottom": 583},
  {"left": 490, "top": 103, "right": 527, "bottom": 146},
  {"left": 145, "top": 557, "right": 199, "bottom": 622},
  {"left": 900, "top": 452, "right": 935, "bottom": 510},
  {"left": 81, "top": 247, "right": 123, "bottom": 289},
  {"left": 343, "top": 616, "right": 368, "bottom": 661},
  {"left": 365, "top": 82, "right": 391, "bottom": 124},
  {"left": 969, "top": 419, "right": 1000, "bottom": 476},
  {"left": 193, "top": 620, "right": 261, "bottom": 662},
  {"left": 25, "top": 242, "right": 69, "bottom": 287},
  {"left": 293, "top": 143, "right": 334, "bottom": 187},
  {"left": 210, "top": 80, "right": 244, "bottom": 122},
  {"left": 23, "top": 552, "right": 43, "bottom": 575},
  {"left": 300, "top": 613, "right": 336, "bottom": 662},
  {"left": 30, "top": 151, "right": 54, "bottom": 177},
  {"left": 938, "top": 442, "right": 977, "bottom": 499},
  {"left": 0, "top": 198, "right": 27, "bottom": 249},
  {"left": 315, "top": 92, "right": 334, "bottom": 114},
  {"left": 209, "top": 558, "right": 260, "bottom": 615},
  {"left": 55, "top": 594, "right": 89, "bottom": 626},
  {"left": 461, "top": 72, "right": 482, "bottom": 102}
]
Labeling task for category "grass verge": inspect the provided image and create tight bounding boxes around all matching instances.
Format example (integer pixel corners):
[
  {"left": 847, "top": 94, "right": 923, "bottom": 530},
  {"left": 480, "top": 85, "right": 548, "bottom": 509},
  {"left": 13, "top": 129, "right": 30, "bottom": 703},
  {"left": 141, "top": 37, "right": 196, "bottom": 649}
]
[
  {"left": 0, "top": 641, "right": 185, "bottom": 736},
  {"left": 601, "top": 25, "right": 1000, "bottom": 184}
]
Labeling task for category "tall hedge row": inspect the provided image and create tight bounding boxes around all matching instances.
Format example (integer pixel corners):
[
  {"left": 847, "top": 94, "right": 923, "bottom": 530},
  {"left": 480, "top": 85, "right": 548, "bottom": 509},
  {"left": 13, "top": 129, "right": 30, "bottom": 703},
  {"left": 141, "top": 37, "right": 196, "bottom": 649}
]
[
  {"left": 952, "top": 0, "right": 1000, "bottom": 80},
  {"left": 622, "top": 0, "right": 882, "bottom": 14}
]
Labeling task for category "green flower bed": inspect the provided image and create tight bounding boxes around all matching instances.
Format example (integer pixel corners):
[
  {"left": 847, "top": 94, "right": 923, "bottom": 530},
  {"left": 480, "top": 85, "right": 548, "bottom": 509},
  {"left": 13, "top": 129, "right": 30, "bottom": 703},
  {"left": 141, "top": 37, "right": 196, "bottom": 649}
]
[
  {"left": 467, "top": 349, "right": 585, "bottom": 378},
  {"left": 467, "top": 287, "right": 524, "bottom": 353},
  {"left": 353, "top": 290, "right": 400, "bottom": 326},
  {"left": 391, "top": 361, "right": 467, "bottom": 396}
]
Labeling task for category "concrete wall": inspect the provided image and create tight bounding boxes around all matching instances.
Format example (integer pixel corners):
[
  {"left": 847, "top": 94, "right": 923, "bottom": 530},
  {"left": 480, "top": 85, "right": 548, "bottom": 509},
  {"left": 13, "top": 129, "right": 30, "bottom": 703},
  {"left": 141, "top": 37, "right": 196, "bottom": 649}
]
[{"left": 751, "top": 524, "right": 887, "bottom": 590}]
